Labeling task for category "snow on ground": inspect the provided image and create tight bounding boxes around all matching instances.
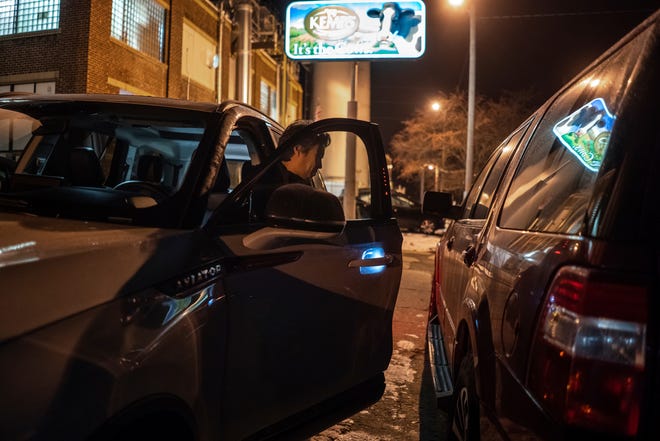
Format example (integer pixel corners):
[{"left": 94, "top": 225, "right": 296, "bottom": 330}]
[{"left": 402, "top": 232, "right": 441, "bottom": 253}]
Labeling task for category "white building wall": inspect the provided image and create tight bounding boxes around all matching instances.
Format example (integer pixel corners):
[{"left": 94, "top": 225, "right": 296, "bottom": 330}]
[{"left": 312, "top": 61, "right": 371, "bottom": 198}]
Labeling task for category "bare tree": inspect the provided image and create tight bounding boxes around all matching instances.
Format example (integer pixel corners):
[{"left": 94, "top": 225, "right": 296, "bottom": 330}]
[{"left": 389, "top": 90, "right": 534, "bottom": 199}]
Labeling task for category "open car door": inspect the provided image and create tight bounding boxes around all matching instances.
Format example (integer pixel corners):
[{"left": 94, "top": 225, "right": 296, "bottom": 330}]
[{"left": 208, "top": 118, "right": 403, "bottom": 439}]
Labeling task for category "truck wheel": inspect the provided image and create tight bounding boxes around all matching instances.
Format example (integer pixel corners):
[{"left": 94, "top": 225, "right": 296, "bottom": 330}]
[{"left": 448, "top": 354, "right": 479, "bottom": 441}]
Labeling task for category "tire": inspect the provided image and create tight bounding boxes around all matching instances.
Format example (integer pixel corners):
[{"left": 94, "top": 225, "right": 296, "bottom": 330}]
[{"left": 447, "top": 354, "right": 480, "bottom": 441}]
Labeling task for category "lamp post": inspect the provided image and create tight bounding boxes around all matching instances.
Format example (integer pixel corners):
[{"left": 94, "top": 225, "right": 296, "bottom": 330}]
[
  {"left": 420, "top": 163, "right": 436, "bottom": 203},
  {"left": 430, "top": 164, "right": 438, "bottom": 191},
  {"left": 431, "top": 100, "right": 443, "bottom": 191},
  {"left": 419, "top": 165, "right": 425, "bottom": 204},
  {"left": 449, "top": 0, "right": 476, "bottom": 199}
]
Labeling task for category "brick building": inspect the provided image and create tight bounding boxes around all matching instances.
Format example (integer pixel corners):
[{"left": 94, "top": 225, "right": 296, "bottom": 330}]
[{"left": 0, "top": 0, "right": 304, "bottom": 125}]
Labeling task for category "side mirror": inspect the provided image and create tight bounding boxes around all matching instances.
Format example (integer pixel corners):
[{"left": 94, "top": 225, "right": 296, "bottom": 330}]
[
  {"left": 242, "top": 184, "right": 346, "bottom": 250},
  {"left": 422, "top": 191, "right": 461, "bottom": 220},
  {"left": 265, "top": 183, "right": 345, "bottom": 232}
]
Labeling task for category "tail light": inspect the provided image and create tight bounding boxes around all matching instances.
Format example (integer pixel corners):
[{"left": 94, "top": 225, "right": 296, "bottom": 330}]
[{"left": 529, "top": 266, "right": 648, "bottom": 436}]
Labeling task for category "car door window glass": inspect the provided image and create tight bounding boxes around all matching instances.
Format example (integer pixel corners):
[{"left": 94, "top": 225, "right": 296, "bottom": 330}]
[
  {"left": 472, "top": 122, "right": 529, "bottom": 219},
  {"left": 499, "top": 31, "right": 646, "bottom": 234},
  {"left": 215, "top": 127, "right": 376, "bottom": 224},
  {"left": 324, "top": 132, "right": 371, "bottom": 220},
  {"left": 463, "top": 147, "right": 501, "bottom": 219}
]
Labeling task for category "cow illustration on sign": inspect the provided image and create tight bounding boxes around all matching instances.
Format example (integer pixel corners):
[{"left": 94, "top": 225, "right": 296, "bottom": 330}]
[
  {"left": 285, "top": 0, "right": 426, "bottom": 59},
  {"left": 367, "top": 2, "right": 422, "bottom": 55}
]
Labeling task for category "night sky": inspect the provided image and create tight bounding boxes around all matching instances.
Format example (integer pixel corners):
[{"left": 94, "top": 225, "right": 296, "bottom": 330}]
[{"left": 269, "top": 0, "right": 659, "bottom": 146}]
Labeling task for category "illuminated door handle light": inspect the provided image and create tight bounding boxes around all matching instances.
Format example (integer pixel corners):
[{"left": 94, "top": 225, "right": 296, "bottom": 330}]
[{"left": 349, "top": 248, "right": 392, "bottom": 274}]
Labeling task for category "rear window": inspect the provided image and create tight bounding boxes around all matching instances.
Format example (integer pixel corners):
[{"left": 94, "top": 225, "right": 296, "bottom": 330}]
[{"left": 499, "top": 26, "right": 652, "bottom": 234}]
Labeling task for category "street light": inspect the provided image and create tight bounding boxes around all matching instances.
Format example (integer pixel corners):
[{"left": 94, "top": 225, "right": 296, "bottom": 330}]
[{"left": 449, "top": 0, "right": 476, "bottom": 199}]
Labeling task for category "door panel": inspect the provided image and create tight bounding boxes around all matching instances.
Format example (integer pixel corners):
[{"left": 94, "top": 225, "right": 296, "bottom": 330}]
[
  {"left": 211, "top": 119, "right": 402, "bottom": 439},
  {"left": 440, "top": 219, "right": 485, "bottom": 344}
]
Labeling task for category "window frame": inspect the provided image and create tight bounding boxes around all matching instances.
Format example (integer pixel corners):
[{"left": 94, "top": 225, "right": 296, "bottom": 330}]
[
  {"left": 110, "top": 0, "right": 167, "bottom": 62},
  {"left": 0, "top": 0, "right": 61, "bottom": 37}
]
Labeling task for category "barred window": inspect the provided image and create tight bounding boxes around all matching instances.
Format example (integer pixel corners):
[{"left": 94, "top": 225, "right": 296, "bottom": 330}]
[
  {"left": 0, "top": 0, "right": 60, "bottom": 36},
  {"left": 111, "top": 0, "right": 166, "bottom": 61}
]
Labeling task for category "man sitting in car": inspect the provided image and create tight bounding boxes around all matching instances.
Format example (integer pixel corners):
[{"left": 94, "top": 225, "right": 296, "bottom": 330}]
[{"left": 247, "top": 120, "right": 330, "bottom": 218}]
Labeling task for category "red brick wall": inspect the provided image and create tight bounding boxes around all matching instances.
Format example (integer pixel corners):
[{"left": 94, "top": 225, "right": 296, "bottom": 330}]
[
  {"left": 0, "top": 0, "right": 304, "bottom": 113},
  {"left": 88, "top": 0, "right": 167, "bottom": 96},
  {"left": 0, "top": 0, "right": 90, "bottom": 92},
  {"left": 173, "top": 0, "right": 222, "bottom": 102}
]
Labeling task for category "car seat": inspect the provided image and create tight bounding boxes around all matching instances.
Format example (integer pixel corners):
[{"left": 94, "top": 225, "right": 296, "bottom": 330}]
[
  {"left": 136, "top": 153, "right": 164, "bottom": 184},
  {"left": 69, "top": 147, "right": 105, "bottom": 187}
]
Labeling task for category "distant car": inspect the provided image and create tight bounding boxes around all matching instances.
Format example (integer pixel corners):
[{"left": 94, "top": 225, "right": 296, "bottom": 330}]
[
  {"left": 0, "top": 94, "right": 402, "bottom": 441},
  {"left": 357, "top": 188, "right": 443, "bottom": 234},
  {"left": 423, "top": 10, "right": 659, "bottom": 441}
]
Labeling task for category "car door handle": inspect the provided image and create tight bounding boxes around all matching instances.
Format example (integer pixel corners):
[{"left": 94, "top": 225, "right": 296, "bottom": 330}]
[
  {"left": 447, "top": 236, "right": 455, "bottom": 251},
  {"left": 348, "top": 254, "right": 394, "bottom": 268}
]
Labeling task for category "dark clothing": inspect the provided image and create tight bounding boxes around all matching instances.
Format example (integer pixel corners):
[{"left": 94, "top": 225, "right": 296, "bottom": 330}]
[
  {"left": 248, "top": 162, "right": 311, "bottom": 220},
  {"left": 262, "top": 163, "right": 311, "bottom": 186}
]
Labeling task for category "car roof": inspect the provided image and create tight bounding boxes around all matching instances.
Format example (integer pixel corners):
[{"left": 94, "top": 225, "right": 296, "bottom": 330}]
[
  {"left": 0, "top": 93, "right": 221, "bottom": 113},
  {"left": 543, "top": 9, "right": 659, "bottom": 108}
]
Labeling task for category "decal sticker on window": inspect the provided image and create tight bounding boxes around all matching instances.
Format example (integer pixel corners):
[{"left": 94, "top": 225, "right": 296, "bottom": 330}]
[{"left": 552, "top": 98, "right": 615, "bottom": 171}]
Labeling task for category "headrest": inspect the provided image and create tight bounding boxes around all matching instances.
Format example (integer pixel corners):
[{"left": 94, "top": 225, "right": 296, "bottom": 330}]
[
  {"left": 241, "top": 160, "right": 258, "bottom": 182},
  {"left": 137, "top": 153, "right": 164, "bottom": 183},
  {"left": 69, "top": 147, "right": 104, "bottom": 187}
]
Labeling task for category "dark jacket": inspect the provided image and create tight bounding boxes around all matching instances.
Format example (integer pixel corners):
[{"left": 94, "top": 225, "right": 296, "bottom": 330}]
[{"left": 248, "top": 162, "right": 311, "bottom": 219}]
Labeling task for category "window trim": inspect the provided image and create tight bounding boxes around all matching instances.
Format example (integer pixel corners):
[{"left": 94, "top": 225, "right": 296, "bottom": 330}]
[
  {"left": 110, "top": 0, "right": 167, "bottom": 62},
  {"left": 0, "top": 0, "right": 61, "bottom": 37}
]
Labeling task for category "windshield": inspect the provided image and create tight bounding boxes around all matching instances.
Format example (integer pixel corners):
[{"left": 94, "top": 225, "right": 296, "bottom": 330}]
[{"left": 0, "top": 100, "right": 212, "bottom": 227}]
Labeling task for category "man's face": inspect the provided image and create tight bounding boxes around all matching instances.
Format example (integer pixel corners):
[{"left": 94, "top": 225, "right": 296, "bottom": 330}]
[{"left": 293, "top": 143, "right": 323, "bottom": 179}]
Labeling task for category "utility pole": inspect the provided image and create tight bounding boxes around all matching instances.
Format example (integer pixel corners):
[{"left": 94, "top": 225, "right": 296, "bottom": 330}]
[
  {"left": 343, "top": 62, "right": 358, "bottom": 219},
  {"left": 465, "top": 1, "right": 476, "bottom": 198},
  {"left": 236, "top": 0, "right": 253, "bottom": 104}
]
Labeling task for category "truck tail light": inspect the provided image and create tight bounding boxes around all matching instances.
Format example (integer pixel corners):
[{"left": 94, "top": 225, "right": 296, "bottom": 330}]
[{"left": 529, "top": 266, "right": 648, "bottom": 436}]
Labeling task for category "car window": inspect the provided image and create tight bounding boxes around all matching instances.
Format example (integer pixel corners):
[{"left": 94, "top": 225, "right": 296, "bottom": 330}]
[
  {"left": 0, "top": 108, "right": 34, "bottom": 161},
  {"left": 12, "top": 109, "right": 206, "bottom": 193},
  {"left": 462, "top": 147, "right": 500, "bottom": 219},
  {"left": 472, "top": 121, "right": 530, "bottom": 219},
  {"left": 215, "top": 125, "right": 378, "bottom": 224},
  {"left": 499, "top": 29, "right": 648, "bottom": 234},
  {"left": 393, "top": 193, "right": 417, "bottom": 208},
  {"left": 0, "top": 101, "right": 215, "bottom": 227},
  {"left": 223, "top": 130, "right": 263, "bottom": 191}
]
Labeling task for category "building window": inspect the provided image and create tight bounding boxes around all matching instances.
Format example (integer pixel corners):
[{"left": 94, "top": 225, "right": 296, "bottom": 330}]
[
  {"left": 259, "top": 80, "right": 277, "bottom": 120},
  {"left": 111, "top": 0, "right": 166, "bottom": 61},
  {"left": 0, "top": 81, "right": 55, "bottom": 94},
  {"left": 0, "top": 0, "right": 60, "bottom": 36}
]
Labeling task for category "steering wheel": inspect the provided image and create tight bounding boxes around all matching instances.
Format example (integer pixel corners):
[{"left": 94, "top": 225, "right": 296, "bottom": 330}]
[{"left": 113, "top": 180, "right": 170, "bottom": 200}]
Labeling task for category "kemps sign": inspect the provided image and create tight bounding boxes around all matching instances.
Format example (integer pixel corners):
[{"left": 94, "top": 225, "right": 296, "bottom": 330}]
[{"left": 285, "top": 1, "right": 426, "bottom": 60}]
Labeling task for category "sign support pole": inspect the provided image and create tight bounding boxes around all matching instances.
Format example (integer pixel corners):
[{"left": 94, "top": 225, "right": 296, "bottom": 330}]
[{"left": 343, "top": 62, "right": 358, "bottom": 219}]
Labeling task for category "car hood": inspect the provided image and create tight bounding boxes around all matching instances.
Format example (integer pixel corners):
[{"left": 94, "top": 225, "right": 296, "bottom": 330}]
[{"left": 0, "top": 212, "right": 196, "bottom": 342}]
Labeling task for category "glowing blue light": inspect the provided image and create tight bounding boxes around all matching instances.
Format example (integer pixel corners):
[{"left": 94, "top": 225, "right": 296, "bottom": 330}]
[{"left": 360, "top": 247, "right": 386, "bottom": 275}]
